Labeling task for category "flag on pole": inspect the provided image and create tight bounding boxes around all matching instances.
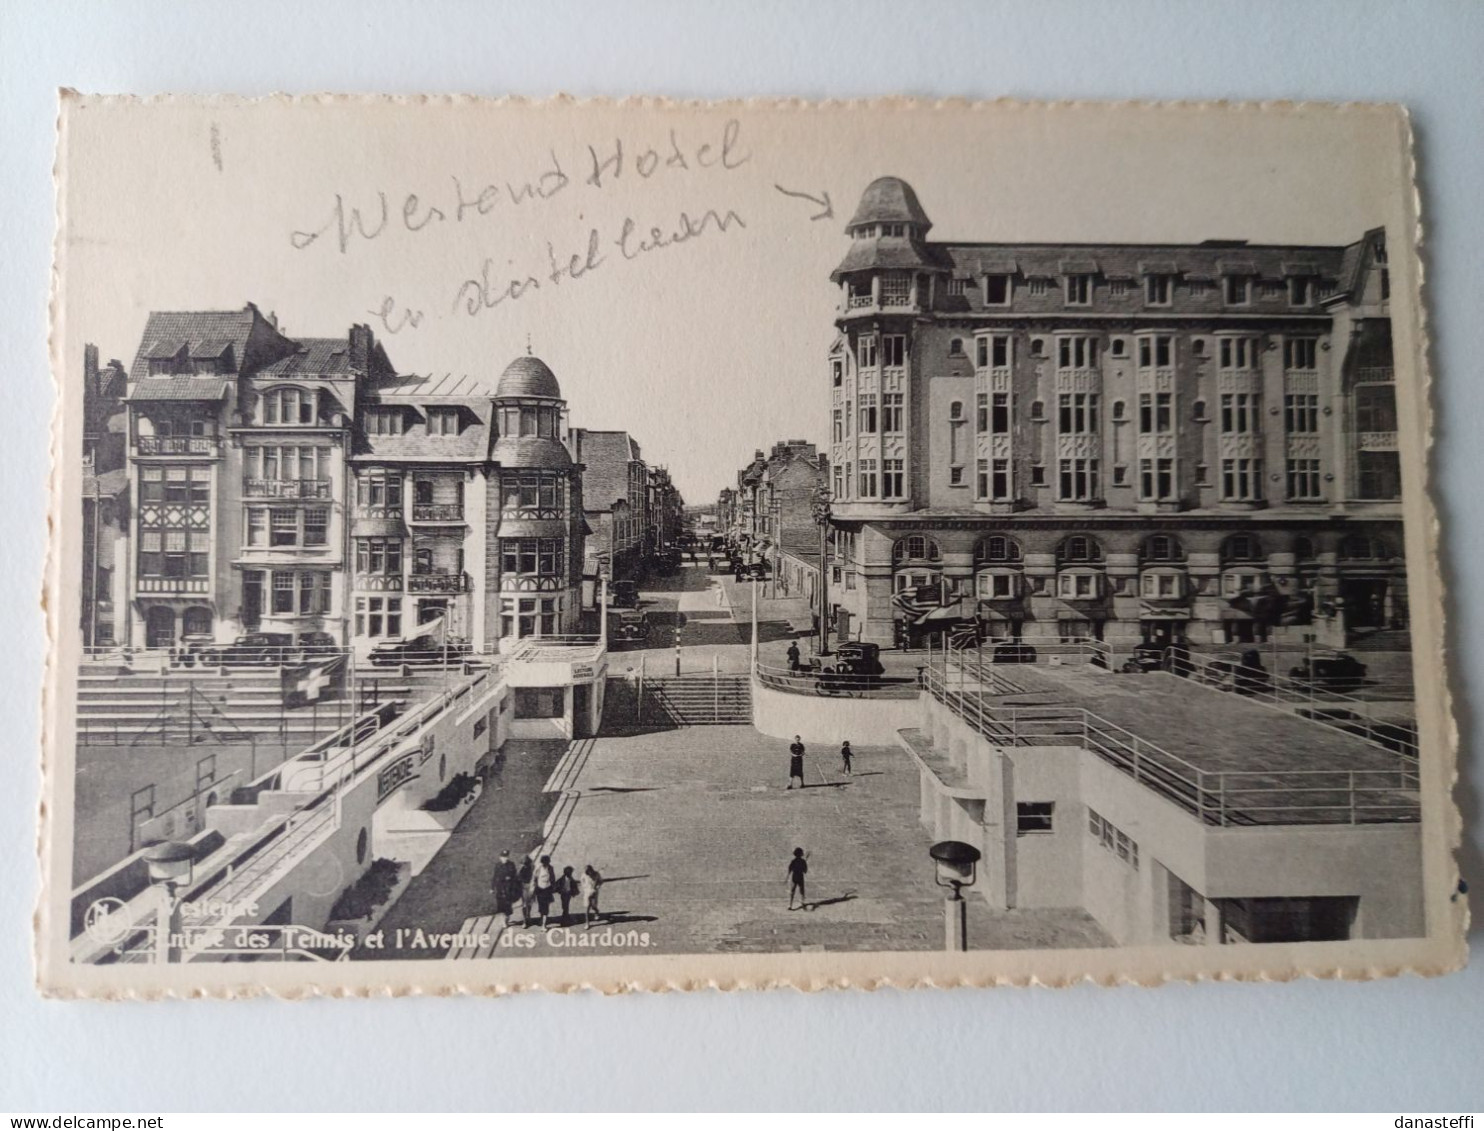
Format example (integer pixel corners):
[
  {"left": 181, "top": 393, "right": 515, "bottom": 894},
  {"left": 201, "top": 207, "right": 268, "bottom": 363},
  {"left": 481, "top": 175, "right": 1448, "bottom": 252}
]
[
  {"left": 281, "top": 654, "right": 347, "bottom": 709},
  {"left": 409, "top": 614, "right": 447, "bottom": 641}
]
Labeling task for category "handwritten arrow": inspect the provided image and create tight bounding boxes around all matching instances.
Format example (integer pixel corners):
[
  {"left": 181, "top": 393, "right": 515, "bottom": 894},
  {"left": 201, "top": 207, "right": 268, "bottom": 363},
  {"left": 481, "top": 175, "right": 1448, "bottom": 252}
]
[{"left": 774, "top": 183, "right": 834, "bottom": 222}]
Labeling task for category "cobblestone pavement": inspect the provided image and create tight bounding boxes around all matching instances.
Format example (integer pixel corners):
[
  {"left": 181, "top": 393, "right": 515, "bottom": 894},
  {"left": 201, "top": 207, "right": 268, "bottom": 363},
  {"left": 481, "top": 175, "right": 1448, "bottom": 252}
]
[{"left": 519, "top": 724, "right": 1110, "bottom": 955}]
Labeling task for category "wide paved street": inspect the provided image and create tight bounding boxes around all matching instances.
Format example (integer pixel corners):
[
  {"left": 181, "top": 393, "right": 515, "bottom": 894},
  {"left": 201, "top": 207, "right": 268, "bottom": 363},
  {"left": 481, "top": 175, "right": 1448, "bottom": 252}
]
[{"left": 374, "top": 721, "right": 1109, "bottom": 957}]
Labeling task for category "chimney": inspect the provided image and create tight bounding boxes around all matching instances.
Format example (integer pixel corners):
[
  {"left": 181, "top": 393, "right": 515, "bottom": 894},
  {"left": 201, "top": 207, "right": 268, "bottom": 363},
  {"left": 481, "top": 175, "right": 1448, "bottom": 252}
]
[
  {"left": 83, "top": 343, "right": 99, "bottom": 392},
  {"left": 349, "top": 324, "right": 374, "bottom": 373}
]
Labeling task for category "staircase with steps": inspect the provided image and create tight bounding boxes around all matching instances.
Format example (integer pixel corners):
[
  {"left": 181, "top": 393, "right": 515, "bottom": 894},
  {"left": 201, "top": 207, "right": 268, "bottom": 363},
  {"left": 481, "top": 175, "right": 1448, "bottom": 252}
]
[
  {"left": 74, "top": 667, "right": 468, "bottom": 746},
  {"left": 642, "top": 673, "right": 752, "bottom": 726}
]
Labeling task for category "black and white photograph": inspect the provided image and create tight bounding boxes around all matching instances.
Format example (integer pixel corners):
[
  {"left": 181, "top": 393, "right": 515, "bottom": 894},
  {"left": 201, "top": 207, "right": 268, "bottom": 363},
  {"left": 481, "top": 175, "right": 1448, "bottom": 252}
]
[{"left": 39, "top": 94, "right": 1461, "bottom": 995}]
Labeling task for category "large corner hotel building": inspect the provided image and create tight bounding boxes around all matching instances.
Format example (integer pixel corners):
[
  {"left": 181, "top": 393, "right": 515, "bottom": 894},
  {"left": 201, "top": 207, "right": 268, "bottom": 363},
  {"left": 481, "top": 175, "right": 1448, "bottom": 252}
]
[{"left": 826, "top": 177, "right": 1405, "bottom": 651}]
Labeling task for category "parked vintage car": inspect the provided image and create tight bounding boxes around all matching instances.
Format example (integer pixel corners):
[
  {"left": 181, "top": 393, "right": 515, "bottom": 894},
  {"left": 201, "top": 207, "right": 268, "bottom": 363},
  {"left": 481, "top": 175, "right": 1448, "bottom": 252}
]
[
  {"left": 1288, "top": 653, "right": 1368, "bottom": 693},
  {"left": 198, "top": 632, "right": 295, "bottom": 667},
  {"left": 1202, "top": 649, "right": 1271, "bottom": 695},
  {"left": 610, "top": 580, "right": 640, "bottom": 608},
  {"left": 172, "top": 633, "right": 218, "bottom": 667},
  {"left": 367, "top": 635, "right": 473, "bottom": 667},
  {"left": 611, "top": 610, "right": 650, "bottom": 647},
  {"left": 992, "top": 642, "right": 1038, "bottom": 664},
  {"left": 293, "top": 631, "right": 341, "bottom": 661},
  {"left": 1120, "top": 644, "right": 1167, "bottom": 673},
  {"left": 833, "top": 641, "right": 885, "bottom": 678}
]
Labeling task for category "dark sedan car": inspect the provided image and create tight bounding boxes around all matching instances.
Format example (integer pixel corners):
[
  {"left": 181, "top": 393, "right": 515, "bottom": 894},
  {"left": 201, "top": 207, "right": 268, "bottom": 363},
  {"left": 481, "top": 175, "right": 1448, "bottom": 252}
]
[
  {"left": 200, "top": 632, "right": 295, "bottom": 667},
  {"left": 367, "top": 635, "right": 473, "bottom": 667},
  {"left": 992, "top": 642, "right": 1038, "bottom": 664},
  {"left": 834, "top": 642, "right": 885, "bottom": 678},
  {"left": 611, "top": 610, "right": 650, "bottom": 648},
  {"left": 1288, "top": 653, "right": 1368, "bottom": 693},
  {"left": 293, "top": 631, "right": 341, "bottom": 661}
]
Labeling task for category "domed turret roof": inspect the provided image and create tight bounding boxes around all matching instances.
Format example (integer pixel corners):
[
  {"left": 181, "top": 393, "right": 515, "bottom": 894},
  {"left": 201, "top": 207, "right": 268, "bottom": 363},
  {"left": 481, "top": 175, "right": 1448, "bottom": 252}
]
[
  {"left": 847, "top": 176, "right": 932, "bottom": 232},
  {"left": 497, "top": 355, "right": 562, "bottom": 400}
]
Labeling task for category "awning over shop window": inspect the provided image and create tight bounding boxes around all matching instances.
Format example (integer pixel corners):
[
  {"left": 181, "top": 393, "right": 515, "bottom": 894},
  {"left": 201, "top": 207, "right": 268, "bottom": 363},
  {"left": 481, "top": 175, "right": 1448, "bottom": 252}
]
[{"left": 1139, "top": 603, "right": 1191, "bottom": 620}]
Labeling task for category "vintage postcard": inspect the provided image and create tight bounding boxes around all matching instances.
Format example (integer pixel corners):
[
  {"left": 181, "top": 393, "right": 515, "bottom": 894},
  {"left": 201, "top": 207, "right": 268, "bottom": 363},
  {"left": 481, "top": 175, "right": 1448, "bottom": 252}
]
[{"left": 38, "top": 94, "right": 1465, "bottom": 996}]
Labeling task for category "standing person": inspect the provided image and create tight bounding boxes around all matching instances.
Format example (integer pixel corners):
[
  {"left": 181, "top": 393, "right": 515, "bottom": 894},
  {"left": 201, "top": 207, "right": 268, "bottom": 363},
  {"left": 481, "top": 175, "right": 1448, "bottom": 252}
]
[
  {"left": 555, "top": 865, "right": 579, "bottom": 926},
  {"left": 580, "top": 864, "right": 604, "bottom": 928},
  {"left": 787, "top": 735, "right": 806, "bottom": 790},
  {"left": 490, "top": 850, "right": 521, "bottom": 919},
  {"left": 489, "top": 749, "right": 507, "bottom": 791},
  {"left": 532, "top": 854, "right": 558, "bottom": 929},
  {"left": 786, "top": 641, "right": 801, "bottom": 672},
  {"left": 840, "top": 740, "right": 854, "bottom": 776},
  {"left": 516, "top": 853, "right": 536, "bottom": 928},
  {"left": 786, "top": 848, "right": 809, "bottom": 911}
]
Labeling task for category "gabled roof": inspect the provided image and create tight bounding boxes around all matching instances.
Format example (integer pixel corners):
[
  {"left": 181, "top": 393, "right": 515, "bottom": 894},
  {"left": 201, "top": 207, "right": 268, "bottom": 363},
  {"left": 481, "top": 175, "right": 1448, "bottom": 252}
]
[
  {"left": 257, "top": 338, "right": 354, "bottom": 378},
  {"left": 130, "top": 308, "right": 262, "bottom": 384},
  {"left": 576, "top": 430, "right": 643, "bottom": 513}
]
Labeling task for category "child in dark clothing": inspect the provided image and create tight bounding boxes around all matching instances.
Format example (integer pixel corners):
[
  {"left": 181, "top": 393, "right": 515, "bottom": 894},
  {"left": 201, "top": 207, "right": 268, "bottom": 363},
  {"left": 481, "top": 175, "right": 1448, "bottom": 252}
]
[{"left": 787, "top": 847, "right": 809, "bottom": 910}]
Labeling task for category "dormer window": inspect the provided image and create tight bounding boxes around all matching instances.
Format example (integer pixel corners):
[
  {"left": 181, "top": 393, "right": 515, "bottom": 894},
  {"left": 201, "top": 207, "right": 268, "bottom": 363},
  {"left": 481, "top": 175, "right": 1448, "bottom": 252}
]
[
  {"left": 983, "top": 275, "right": 1010, "bottom": 305},
  {"left": 146, "top": 344, "right": 189, "bottom": 376},
  {"left": 263, "top": 386, "right": 320, "bottom": 426},
  {"left": 1065, "top": 274, "right": 1093, "bottom": 305},
  {"left": 1223, "top": 275, "right": 1252, "bottom": 305},
  {"left": 366, "top": 407, "right": 404, "bottom": 435},
  {"left": 881, "top": 223, "right": 906, "bottom": 237},
  {"left": 1145, "top": 275, "right": 1173, "bottom": 306},
  {"left": 426, "top": 406, "right": 460, "bottom": 436}
]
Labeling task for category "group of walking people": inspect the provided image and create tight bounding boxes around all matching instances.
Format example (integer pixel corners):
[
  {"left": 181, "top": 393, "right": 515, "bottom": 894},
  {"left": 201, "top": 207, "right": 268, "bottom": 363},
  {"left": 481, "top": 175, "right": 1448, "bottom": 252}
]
[{"left": 490, "top": 850, "right": 604, "bottom": 930}]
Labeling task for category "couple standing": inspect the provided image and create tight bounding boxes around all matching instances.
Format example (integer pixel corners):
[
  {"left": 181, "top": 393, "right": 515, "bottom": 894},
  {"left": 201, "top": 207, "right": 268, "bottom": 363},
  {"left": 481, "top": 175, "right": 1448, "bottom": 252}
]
[{"left": 491, "top": 850, "right": 604, "bottom": 930}]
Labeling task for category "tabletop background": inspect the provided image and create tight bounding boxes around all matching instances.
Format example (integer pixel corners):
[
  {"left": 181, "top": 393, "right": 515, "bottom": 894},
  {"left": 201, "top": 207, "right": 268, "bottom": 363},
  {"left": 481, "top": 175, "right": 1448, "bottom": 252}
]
[{"left": 2, "top": 0, "right": 1480, "bottom": 1112}]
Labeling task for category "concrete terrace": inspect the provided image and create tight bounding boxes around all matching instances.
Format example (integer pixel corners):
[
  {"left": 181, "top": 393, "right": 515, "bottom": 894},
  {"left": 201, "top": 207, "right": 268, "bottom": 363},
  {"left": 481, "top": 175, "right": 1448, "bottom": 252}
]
[{"left": 966, "top": 664, "right": 1419, "bottom": 825}]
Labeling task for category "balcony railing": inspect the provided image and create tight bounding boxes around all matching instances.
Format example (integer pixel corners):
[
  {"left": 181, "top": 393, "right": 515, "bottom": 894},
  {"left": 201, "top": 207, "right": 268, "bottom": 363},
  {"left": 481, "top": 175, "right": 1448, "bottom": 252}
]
[
  {"left": 411, "top": 503, "right": 465, "bottom": 522},
  {"left": 243, "top": 478, "right": 332, "bottom": 499},
  {"left": 1355, "top": 366, "right": 1394, "bottom": 384},
  {"left": 1358, "top": 431, "right": 1399, "bottom": 452},
  {"left": 354, "top": 575, "right": 404, "bottom": 592},
  {"left": 134, "top": 436, "right": 221, "bottom": 456},
  {"left": 136, "top": 577, "right": 211, "bottom": 594},
  {"left": 407, "top": 571, "right": 471, "bottom": 594}
]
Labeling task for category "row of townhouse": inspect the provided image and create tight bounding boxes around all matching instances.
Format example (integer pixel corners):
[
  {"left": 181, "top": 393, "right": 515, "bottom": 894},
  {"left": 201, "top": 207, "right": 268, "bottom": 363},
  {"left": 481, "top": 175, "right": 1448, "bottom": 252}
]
[
  {"left": 568, "top": 430, "right": 687, "bottom": 600},
  {"left": 82, "top": 303, "right": 672, "bottom": 657},
  {"left": 818, "top": 177, "right": 1406, "bottom": 650},
  {"left": 719, "top": 440, "right": 829, "bottom": 605}
]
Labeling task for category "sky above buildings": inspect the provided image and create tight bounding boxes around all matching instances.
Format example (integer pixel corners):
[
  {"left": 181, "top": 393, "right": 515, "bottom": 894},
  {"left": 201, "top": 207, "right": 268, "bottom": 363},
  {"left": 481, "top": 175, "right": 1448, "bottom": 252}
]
[{"left": 57, "top": 98, "right": 1406, "bottom": 503}]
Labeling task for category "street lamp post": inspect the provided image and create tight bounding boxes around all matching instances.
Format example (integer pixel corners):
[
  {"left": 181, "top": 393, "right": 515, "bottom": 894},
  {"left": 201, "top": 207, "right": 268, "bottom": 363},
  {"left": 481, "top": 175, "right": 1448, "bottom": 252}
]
[
  {"left": 144, "top": 840, "right": 195, "bottom": 964},
  {"left": 929, "top": 839, "right": 982, "bottom": 952},
  {"left": 812, "top": 485, "right": 832, "bottom": 657}
]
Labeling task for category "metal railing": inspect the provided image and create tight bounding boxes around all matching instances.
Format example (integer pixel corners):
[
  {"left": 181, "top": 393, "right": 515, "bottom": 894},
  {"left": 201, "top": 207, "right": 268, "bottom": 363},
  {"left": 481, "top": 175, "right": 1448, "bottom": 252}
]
[
  {"left": 186, "top": 796, "right": 341, "bottom": 930},
  {"left": 411, "top": 503, "right": 465, "bottom": 522},
  {"left": 922, "top": 661, "right": 1418, "bottom": 827},
  {"left": 242, "top": 478, "right": 332, "bottom": 499},
  {"left": 134, "top": 435, "right": 221, "bottom": 456},
  {"left": 407, "top": 571, "right": 471, "bottom": 593}
]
